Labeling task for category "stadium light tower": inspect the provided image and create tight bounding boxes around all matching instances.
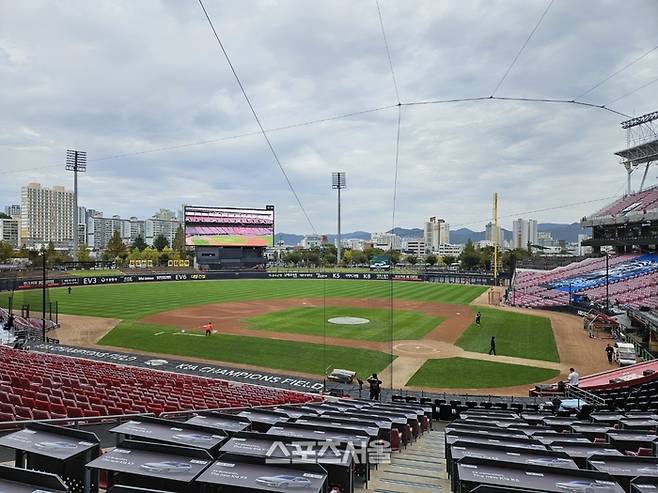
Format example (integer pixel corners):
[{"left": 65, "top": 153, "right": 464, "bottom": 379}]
[
  {"left": 66, "top": 149, "right": 87, "bottom": 262},
  {"left": 332, "top": 172, "right": 346, "bottom": 265}
]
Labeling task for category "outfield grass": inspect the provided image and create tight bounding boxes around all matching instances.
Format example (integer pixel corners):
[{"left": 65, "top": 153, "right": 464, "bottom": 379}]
[
  {"left": 407, "top": 357, "right": 560, "bottom": 388},
  {"left": 456, "top": 307, "right": 559, "bottom": 362},
  {"left": 1, "top": 280, "right": 486, "bottom": 320},
  {"left": 245, "top": 306, "right": 446, "bottom": 341},
  {"left": 99, "top": 321, "right": 394, "bottom": 376}
]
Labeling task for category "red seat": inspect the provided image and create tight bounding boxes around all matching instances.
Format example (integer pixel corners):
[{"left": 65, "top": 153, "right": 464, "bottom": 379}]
[
  {"left": 34, "top": 400, "right": 50, "bottom": 412},
  {"left": 91, "top": 404, "right": 108, "bottom": 415},
  {"left": 66, "top": 407, "right": 84, "bottom": 418},
  {"left": 107, "top": 406, "right": 124, "bottom": 416},
  {"left": 82, "top": 409, "right": 101, "bottom": 418},
  {"left": 0, "top": 412, "right": 15, "bottom": 422},
  {"left": 15, "top": 406, "right": 33, "bottom": 420},
  {"left": 0, "top": 402, "right": 13, "bottom": 414},
  {"left": 32, "top": 409, "right": 51, "bottom": 420},
  {"left": 9, "top": 394, "right": 22, "bottom": 406}
]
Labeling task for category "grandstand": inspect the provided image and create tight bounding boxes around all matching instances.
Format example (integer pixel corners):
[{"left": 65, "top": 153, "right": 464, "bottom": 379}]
[
  {"left": 2, "top": 345, "right": 658, "bottom": 492},
  {"left": 511, "top": 253, "right": 658, "bottom": 309},
  {"left": 582, "top": 185, "right": 658, "bottom": 253},
  {"left": 0, "top": 346, "right": 319, "bottom": 422}
]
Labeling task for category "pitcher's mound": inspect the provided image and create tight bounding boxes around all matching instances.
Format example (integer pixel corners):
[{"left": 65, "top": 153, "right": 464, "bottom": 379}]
[{"left": 328, "top": 316, "right": 370, "bottom": 325}]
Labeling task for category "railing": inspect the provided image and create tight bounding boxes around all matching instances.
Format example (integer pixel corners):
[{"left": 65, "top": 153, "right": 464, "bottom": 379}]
[
  {"left": 565, "top": 386, "right": 606, "bottom": 406},
  {"left": 611, "top": 325, "right": 656, "bottom": 362}
]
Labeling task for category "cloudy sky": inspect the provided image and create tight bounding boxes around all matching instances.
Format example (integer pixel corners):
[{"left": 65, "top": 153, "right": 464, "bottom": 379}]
[{"left": 1, "top": 0, "right": 657, "bottom": 235}]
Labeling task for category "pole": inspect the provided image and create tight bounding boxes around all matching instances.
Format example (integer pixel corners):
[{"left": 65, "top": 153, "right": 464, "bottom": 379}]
[
  {"left": 337, "top": 186, "right": 341, "bottom": 266},
  {"left": 73, "top": 151, "right": 79, "bottom": 261},
  {"left": 42, "top": 249, "right": 47, "bottom": 342},
  {"left": 493, "top": 192, "right": 499, "bottom": 285},
  {"left": 606, "top": 253, "right": 610, "bottom": 312}
]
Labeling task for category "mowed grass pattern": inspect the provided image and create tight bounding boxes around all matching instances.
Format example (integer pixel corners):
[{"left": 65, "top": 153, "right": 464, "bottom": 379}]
[
  {"left": 245, "top": 306, "right": 446, "bottom": 341},
  {"left": 408, "top": 357, "right": 559, "bottom": 388},
  {"left": 100, "top": 321, "right": 394, "bottom": 376},
  {"left": 456, "top": 307, "right": 559, "bottom": 362},
  {"left": 5, "top": 280, "right": 486, "bottom": 320}
]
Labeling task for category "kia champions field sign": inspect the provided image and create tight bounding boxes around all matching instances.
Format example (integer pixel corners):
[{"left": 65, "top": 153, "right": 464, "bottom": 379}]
[{"left": 184, "top": 205, "right": 274, "bottom": 247}]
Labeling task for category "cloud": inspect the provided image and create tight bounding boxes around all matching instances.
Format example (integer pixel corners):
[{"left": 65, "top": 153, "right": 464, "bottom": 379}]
[{"left": 1, "top": 0, "right": 657, "bottom": 236}]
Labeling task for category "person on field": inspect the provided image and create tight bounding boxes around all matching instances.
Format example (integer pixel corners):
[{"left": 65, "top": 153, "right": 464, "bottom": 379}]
[
  {"left": 368, "top": 373, "right": 382, "bottom": 401},
  {"left": 475, "top": 312, "right": 481, "bottom": 326},
  {"left": 488, "top": 336, "right": 496, "bottom": 355},
  {"left": 568, "top": 368, "right": 579, "bottom": 387},
  {"left": 605, "top": 344, "right": 614, "bottom": 364},
  {"left": 68, "top": 286, "right": 72, "bottom": 295},
  {"left": 204, "top": 321, "right": 214, "bottom": 336}
]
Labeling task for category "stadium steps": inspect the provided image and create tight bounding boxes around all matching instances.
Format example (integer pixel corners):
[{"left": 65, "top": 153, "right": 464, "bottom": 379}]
[{"left": 359, "top": 429, "right": 449, "bottom": 493}]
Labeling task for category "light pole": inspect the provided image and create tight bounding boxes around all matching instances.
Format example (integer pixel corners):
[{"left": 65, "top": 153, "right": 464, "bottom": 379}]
[
  {"left": 66, "top": 149, "right": 87, "bottom": 262},
  {"left": 605, "top": 252, "right": 610, "bottom": 312},
  {"left": 332, "top": 172, "right": 346, "bottom": 265},
  {"left": 41, "top": 248, "right": 47, "bottom": 342}
]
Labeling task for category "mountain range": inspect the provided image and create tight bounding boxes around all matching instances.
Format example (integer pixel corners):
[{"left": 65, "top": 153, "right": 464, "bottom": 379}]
[{"left": 275, "top": 222, "right": 589, "bottom": 246}]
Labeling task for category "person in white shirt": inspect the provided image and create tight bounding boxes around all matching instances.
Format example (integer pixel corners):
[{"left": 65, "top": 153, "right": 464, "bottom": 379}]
[{"left": 568, "top": 368, "right": 579, "bottom": 387}]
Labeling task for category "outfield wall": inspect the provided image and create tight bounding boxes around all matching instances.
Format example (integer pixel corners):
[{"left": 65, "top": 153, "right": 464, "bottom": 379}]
[{"left": 0, "top": 270, "right": 499, "bottom": 292}]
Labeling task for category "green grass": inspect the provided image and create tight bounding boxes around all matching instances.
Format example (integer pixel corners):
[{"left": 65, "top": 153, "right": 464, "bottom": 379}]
[
  {"left": 245, "top": 306, "right": 446, "bottom": 341},
  {"left": 456, "top": 307, "right": 559, "bottom": 362},
  {"left": 407, "top": 357, "right": 559, "bottom": 388},
  {"left": 99, "top": 320, "right": 393, "bottom": 376},
  {"left": 0, "top": 280, "right": 486, "bottom": 320}
]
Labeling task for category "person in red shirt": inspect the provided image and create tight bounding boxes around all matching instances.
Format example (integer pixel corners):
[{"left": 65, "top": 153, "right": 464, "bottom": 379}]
[{"left": 204, "top": 321, "right": 214, "bottom": 336}]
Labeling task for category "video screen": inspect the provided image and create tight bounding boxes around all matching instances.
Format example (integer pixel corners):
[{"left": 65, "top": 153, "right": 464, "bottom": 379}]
[{"left": 185, "top": 206, "right": 274, "bottom": 247}]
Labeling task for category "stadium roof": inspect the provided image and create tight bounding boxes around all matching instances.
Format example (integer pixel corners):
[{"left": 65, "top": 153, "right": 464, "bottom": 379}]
[{"left": 615, "top": 138, "right": 658, "bottom": 166}]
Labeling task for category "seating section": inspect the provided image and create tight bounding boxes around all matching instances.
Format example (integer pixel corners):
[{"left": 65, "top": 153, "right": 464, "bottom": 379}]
[
  {"left": 0, "top": 346, "right": 320, "bottom": 422},
  {"left": 512, "top": 254, "right": 658, "bottom": 309},
  {"left": 587, "top": 186, "right": 658, "bottom": 219}
]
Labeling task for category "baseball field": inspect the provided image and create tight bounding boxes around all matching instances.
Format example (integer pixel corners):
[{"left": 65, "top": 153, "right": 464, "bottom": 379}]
[{"left": 3, "top": 278, "right": 606, "bottom": 392}]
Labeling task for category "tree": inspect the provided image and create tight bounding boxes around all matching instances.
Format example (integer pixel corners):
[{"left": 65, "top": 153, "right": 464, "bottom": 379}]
[
  {"left": 286, "top": 251, "right": 301, "bottom": 265},
  {"left": 0, "top": 241, "right": 12, "bottom": 262},
  {"left": 106, "top": 230, "right": 127, "bottom": 258},
  {"left": 153, "top": 234, "right": 169, "bottom": 252},
  {"left": 407, "top": 255, "right": 418, "bottom": 265},
  {"left": 78, "top": 243, "right": 91, "bottom": 263},
  {"left": 173, "top": 225, "right": 186, "bottom": 255},
  {"left": 342, "top": 249, "right": 353, "bottom": 265},
  {"left": 426, "top": 254, "right": 437, "bottom": 266},
  {"left": 389, "top": 250, "right": 401, "bottom": 265},
  {"left": 351, "top": 250, "right": 368, "bottom": 265},
  {"left": 442, "top": 255, "right": 456, "bottom": 266},
  {"left": 131, "top": 234, "right": 147, "bottom": 252},
  {"left": 0, "top": 212, "right": 10, "bottom": 219},
  {"left": 459, "top": 239, "right": 481, "bottom": 270}
]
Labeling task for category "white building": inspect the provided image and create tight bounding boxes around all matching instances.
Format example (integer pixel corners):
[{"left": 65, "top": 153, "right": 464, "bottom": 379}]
[
  {"left": 342, "top": 238, "right": 365, "bottom": 251},
  {"left": 577, "top": 234, "right": 592, "bottom": 256},
  {"left": 20, "top": 183, "right": 75, "bottom": 249},
  {"left": 436, "top": 243, "right": 464, "bottom": 257},
  {"left": 424, "top": 217, "right": 450, "bottom": 252},
  {"left": 371, "top": 232, "right": 401, "bottom": 250},
  {"left": 4, "top": 205, "right": 20, "bottom": 219},
  {"left": 0, "top": 218, "right": 20, "bottom": 248},
  {"left": 300, "top": 234, "right": 322, "bottom": 248},
  {"left": 512, "top": 218, "right": 538, "bottom": 249},
  {"left": 145, "top": 217, "right": 179, "bottom": 246},
  {"left": 403, "top": 239, "right": 426, "bottom": 256},
  {"left": 87, "top": 214, "right": 132, "bottom": 249}
]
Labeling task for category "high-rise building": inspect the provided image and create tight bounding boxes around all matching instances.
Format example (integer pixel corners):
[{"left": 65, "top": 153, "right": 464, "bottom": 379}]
[
  {"left": 4, "top": 205, "right": 20, "bottom": 219},
  {"left": 0, "top": 218, "right": 20, "bottom": 249},
  {"left": 424, "top": 217, "right": 450, "bottom": 252},
  {"left": 145, "top": 217, "right": 179, "bottom": 247},
  {"left": 87, "top": 215, "right": 132, "bottom": 250},
  {"left": 403, "top": 239, "right": 425, "bottom": 256},
  {"left": 299, "top": 234, "right": 322, "bottom": 248},
  {"left": 512, "top": 218, "right": 538, "bottom": 249},
  {"left": 20, "top": 182, "right": 75, "bottom": 249},
  {"left": 485, "top": 222, "right": 502, "bottom": 243}
]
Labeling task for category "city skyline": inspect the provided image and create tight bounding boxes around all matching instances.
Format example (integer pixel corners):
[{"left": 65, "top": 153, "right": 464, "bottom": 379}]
[{"left": 2, "top": 1, "right": 656, "bottom": 234}]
